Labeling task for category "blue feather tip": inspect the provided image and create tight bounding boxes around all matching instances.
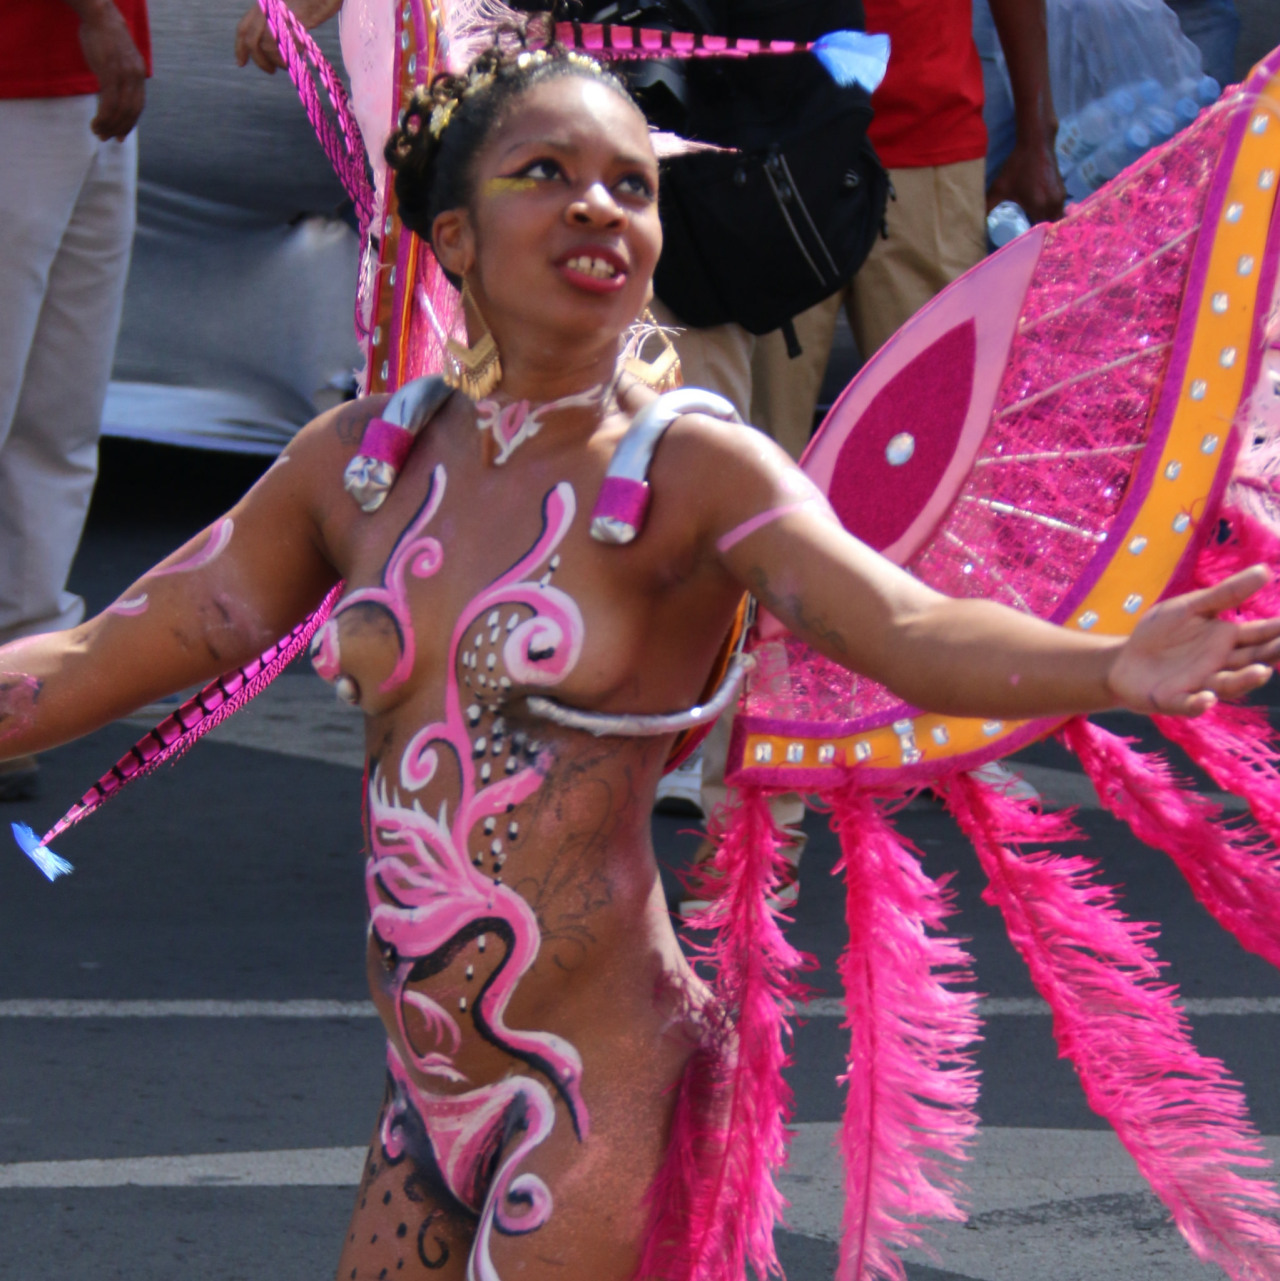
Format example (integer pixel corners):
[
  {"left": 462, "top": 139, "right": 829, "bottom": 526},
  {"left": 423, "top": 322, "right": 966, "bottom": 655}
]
[
  {"left": 11, "top": 822, "right": 73, "bottom": 881},
  {"left": 811, "top": 30, "right": 890, "bottom": 93}
]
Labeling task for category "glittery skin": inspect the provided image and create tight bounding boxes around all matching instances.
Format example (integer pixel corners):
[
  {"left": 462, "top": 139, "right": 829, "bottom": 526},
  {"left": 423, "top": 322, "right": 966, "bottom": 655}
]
[
  {"left": 312, "top": 466, "right": 447, "bottom": 694},
  {"left": 0, "top": 673, "right": 40, "bottom": 744},
  {"left": 358, "top": 482, "right": 589, "bottom": 1278},
  {"left": 151, "top": 517, "right": 235, "bottom": 576}
]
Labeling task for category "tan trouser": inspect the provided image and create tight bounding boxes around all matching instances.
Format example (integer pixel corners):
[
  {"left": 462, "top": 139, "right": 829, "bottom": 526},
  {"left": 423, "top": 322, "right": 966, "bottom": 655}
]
[
  {"left": 750, "top": 158, "right": 988, "bottom": 454},
  {"left": 647, "top": 298, "right": 807, "bottom": 837}
]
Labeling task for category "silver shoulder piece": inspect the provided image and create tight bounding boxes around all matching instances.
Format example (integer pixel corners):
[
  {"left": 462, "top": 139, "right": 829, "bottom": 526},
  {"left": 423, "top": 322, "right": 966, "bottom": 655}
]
[
  {"left": 343, "top": 376, "right": 453, "bottom": 513},
  {"left": 589, "top": 388, "right": 740, "bottom": 544}
]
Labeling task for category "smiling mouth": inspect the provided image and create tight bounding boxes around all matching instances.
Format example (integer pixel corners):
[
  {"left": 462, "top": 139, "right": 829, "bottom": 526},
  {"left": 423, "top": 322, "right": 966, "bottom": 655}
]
[{"left": 563, "top": 255, "right": 621, "bottom": 280}]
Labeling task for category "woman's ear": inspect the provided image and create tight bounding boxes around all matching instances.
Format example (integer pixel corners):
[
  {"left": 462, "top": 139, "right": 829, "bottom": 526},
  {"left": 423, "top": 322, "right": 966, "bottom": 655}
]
[{"left": 432, "top": 207, "right": 475, "bottom": 279}]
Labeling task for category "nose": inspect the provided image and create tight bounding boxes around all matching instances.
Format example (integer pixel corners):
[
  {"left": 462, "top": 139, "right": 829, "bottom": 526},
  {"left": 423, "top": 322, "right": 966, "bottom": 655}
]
[{"left": 568, "top": 181, "right": 625, "bottom": 229}]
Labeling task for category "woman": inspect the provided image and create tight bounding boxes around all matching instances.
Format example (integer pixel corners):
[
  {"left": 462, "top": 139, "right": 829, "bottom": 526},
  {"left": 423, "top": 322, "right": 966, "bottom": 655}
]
[{"left": 2, "top": 44, "right": 1278, "bottom": 1281}]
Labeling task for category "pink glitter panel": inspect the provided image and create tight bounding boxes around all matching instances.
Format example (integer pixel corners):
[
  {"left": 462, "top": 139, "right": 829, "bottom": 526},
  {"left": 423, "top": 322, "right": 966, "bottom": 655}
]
[{"left": 744, "top": 99, "right": 1234, "bottom": 724}]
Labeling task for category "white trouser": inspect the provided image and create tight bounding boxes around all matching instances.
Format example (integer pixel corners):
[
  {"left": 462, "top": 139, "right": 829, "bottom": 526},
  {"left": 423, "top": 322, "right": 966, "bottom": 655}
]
[{"left": 0, "top": 95, "right": 137, "bottom": 643}]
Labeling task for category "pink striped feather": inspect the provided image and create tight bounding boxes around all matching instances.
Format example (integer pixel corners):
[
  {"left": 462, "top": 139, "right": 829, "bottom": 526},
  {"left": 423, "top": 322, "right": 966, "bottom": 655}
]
[
  {"left": 39, "top": 588, "right": 341, "bottom": 848},
  {"left": 827, "top": 782, "right": 981, "bottom": 1281},
  {"left": 942, "top": 770, "right": 1280, "bottom": 1281}
]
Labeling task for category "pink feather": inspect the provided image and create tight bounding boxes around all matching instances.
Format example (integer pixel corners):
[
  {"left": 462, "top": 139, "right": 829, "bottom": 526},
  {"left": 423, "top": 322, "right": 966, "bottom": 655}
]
[
  {"left": 40, "top": 588, "right": 341, "bottom": 848},
  {"left": 680, "top": 786, "right": 809, "bottom": 1281},
  {"left": 1190, "top": 505, "right": 1280, "bottom": 622},
  {"left": 941, "top": 770, "right": 1280, "bottom": 1281},
  {"left": 826, "top": 783, "right": 981, "bottom": 1281},
  {"left": 1062, "top": 716, "right": 1280, "bottom": 970}
]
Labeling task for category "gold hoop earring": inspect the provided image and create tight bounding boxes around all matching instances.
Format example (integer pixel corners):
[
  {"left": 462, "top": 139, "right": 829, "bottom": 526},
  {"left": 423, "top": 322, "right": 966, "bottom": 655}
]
[
  {"left": 444, "top": 282, "right": 503, "bottom": 400},
  {"left": 623, "top": 309, "right": 682, "bottom": 392}
]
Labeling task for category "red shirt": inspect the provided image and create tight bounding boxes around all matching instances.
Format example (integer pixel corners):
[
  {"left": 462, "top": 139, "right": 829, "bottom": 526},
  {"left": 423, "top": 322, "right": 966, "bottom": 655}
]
[
  {"left": 864, "top": 0, "right": 986, "bottom": 169},
  {"left": 0, "top": 0, "right": 152, "bottom": 100}
]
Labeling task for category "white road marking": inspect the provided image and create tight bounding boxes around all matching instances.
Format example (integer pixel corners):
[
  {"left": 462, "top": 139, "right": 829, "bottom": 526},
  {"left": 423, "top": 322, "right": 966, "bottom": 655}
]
[
  {"left": 0, "top": 1148, "right": 366, "bottom": 1189},
  {"left": 2, "top": 996, "right": 1277, "bottom": 1019},
  {"left": 0, "top": 1000, "right": 377, "bottom": 1018}
]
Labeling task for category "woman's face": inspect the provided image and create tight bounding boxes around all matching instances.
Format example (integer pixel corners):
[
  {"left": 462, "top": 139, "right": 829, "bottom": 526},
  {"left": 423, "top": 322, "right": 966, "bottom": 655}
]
[{"left": 433, "top": 73, "right": 662, "bottom": 355}]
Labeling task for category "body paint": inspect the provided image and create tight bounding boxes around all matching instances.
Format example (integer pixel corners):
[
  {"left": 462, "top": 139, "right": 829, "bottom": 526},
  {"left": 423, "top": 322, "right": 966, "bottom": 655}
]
[
  {"left": 475, "top": 385, "right": 605, "bottom": 467},
  {"left": 151, "top": 518, "right": 234, "bottom": 577},
  {"left": 314, "top": 464, "right": 447, "bottom": 695},
  {"left": 107, "top": 593, "right": 150, "bottom": 617},
  {"left": 483, "top": 175, "right": 537, "bottom": 196},
  {"left": 366, "top": 482, "right": 587, "bottom": 1278},
  {"left": 716, "top": 496, "right": 824, "bottom": 554}
]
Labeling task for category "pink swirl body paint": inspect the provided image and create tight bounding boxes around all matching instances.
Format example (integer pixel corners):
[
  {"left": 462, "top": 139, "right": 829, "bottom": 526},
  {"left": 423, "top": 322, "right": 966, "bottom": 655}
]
[
  {"left": 151, "top": 518, "right": 234, "bottom": 577},
  {"left": 106, "top": 593, "right": 150, "bottom": 617},
  {"left": 366, "top": 482, "right": 588, "bottom": 1273}
]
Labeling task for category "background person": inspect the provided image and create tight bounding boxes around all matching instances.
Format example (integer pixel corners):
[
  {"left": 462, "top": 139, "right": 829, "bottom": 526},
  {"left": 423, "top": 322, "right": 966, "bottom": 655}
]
[{"left": 0, "top": 0, "right": 150, "bottom": 802}]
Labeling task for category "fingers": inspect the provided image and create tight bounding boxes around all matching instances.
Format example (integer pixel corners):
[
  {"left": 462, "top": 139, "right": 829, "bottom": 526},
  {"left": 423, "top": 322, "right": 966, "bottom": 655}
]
[
  {"left": 1188, "top": 565, "right": 1272, "bottom": 618},
  {"left": 234, "top": 9, "right": 283, "bottom": 73},
  {"left": 93, "top": 75, "right": 144, "bottom": 140},
  {"left": 1209, "top": 663, "right": 1274, "bottom": 702}
]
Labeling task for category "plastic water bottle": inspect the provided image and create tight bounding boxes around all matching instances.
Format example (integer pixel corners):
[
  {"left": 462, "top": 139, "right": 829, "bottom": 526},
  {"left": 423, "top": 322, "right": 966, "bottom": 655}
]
[
  {"left": 1056, "top": 88, "right": 1138, "bottom": 169},
  {"left": 987, "top": 201, "right": 1031, "bottom": 250},
  {"left": 1066, "top": 123, "right": 1152, "bottom": 200},
  {"left": 1139, "top": 105, "right": 1177, "bottom": 146}
]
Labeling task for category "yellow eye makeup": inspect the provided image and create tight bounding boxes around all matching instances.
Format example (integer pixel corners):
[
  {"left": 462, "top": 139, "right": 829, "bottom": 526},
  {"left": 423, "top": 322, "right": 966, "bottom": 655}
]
[{"left": 485, "top": 176, "right": 538, "bottom": 196}]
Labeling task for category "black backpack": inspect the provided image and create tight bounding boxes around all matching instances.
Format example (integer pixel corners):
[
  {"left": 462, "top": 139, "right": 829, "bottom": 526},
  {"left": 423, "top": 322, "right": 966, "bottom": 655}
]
[{"left": 578, "top": 0, "right": 889, "bottom": 340}]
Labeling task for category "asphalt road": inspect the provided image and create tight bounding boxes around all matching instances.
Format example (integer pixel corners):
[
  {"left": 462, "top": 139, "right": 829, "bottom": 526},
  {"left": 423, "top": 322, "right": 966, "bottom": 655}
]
[{"left": 2, "top": 441, "right": 1280, "bottom": 1280}]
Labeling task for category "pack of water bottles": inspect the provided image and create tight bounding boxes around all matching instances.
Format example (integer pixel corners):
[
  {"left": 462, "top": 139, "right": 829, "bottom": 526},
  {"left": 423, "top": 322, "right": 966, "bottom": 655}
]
[{"left": 1045, "top": 0, "right": 1220, "bottom": 201}]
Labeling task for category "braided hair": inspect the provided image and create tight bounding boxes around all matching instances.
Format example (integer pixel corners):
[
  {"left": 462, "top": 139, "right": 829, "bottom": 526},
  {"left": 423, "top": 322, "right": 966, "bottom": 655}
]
[{"left": 384, "top": 43, "right": 640, "bottom": 257}]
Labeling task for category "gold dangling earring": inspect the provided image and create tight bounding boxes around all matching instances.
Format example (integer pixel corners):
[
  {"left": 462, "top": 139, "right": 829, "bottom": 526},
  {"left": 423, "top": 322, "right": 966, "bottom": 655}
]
[
  {"left": 444, "top": 281, "right": 503, "bottom": 400},
  {"left": 623, "top": 309, "right": 683, "bottom": 392}
]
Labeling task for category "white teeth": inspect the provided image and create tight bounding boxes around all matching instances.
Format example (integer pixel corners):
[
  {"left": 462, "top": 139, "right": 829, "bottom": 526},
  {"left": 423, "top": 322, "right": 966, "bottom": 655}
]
[{"left": 566, "top": 255, "right": 618, "bottom": 279}]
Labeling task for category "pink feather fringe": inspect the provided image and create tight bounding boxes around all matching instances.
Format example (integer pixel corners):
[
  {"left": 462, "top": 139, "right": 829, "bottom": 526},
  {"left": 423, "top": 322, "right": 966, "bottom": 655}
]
[
  {"left": 1062, "top": 716, "right": 1280, "bottom": 971},
  {"left": 40, "top": 588, "right": 341, "bottom": 848},
  {"left": 1155, "top": 701, "right": 1280, "bottom": 849},
  {"left": 942, "top": 770, "right": 1280, "bottom": 1281},
  {"left": 1190, "top": 505, "right": 1280, "bottom": 622},
  {"left": 655, "top": 786, "right": 807, "bottom": 1281},
  {"left": 827, "top": 783, "right": 981, "bottom": 1281}
]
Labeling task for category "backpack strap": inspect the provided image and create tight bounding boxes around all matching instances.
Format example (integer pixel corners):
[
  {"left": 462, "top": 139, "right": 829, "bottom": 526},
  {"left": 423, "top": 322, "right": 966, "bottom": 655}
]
[
  {"left": 343, "top": 376, "right": 453, "bottom": 512},
  {"left": 590, "top": 388, "right": 740, "bottom": 544}
]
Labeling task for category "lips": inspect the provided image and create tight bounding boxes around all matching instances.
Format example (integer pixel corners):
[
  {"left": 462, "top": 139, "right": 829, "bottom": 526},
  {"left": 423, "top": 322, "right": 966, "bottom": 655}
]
[{"left": 555, "top": 246, "right": 629, "bottom": 294}]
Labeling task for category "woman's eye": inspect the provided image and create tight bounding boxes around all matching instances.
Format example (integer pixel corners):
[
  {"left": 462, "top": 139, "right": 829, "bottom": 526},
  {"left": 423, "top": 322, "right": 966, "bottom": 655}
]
[
  {"left": 518, "top": 159, "right": 563, "bottom": 181},
  {"left": 617, "top": 173, "right": 655, "bottom": 200}
]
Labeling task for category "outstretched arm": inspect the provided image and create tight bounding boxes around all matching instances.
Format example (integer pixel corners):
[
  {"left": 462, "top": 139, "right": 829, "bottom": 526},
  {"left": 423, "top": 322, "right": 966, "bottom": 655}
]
[
  {"left": 682, "top": 420, "right": 1279, "bottom": 720},
  {"left": 0, "top": 412, "right": 358, "bottom": 761}
]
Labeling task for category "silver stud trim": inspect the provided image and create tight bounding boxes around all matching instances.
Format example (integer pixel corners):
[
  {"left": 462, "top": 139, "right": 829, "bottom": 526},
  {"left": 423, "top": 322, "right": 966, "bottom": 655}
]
[
  {"left": 854, "top": 741, "right": 872, "bottom": 762},
  {"left": 1128, "top": 536, "right": 1148, "bottom": 554},
  {"left": 1078, "top": 610, "right": 1099, "bottom": 630},
  {"left": 1201, "top": 433, "right": 1221, "bottom": 454},
  {"left": 754, "top": 743, "right": 773, "bottom": 764},
  {"left": 1220, "top": 347, "right": 1237, "bottom": 368},
  {"left": 1173, "top": 513, "right": 1191, "bottom": 533},
  {"left": 1262, "top": 170, "right": 1276, "bottom": 191},
  {"left": 982, "top": 720, "right": 1003, "bottom": 737},
  {"left": 1123, "top": 593, "right": 1144, "bottom": 613},
  {"left": 1239, "top": 254, "right": 1257, "bottom": 275},
  {"left": 817, "top": 744, "right": 836, "bottom": 764},
  {"left": 1165, "top": 460, "right": 1182, "bottom": 480},
  {"left": 1252, "top": 114, "right": 1269, "bottom": 134},
  {"left": 1226, "top": 202, "right": 1245, "bottom": 222},
  {"left": 1211, "top": 293, "right": 1229, "bottom": 314},
  {"left": 1189, "top": 379, "right": 1208, "bottom": 401},
  {"left": 931, "top": 725, "right": 950, "bottom": 745},
  {"left": 785, "top": 743, "right": 805, "bottom": 763}
]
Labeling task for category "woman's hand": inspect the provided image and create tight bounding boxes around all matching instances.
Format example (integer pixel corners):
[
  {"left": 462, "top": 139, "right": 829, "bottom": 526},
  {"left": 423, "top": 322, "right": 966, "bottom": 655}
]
[{"left": 1108, "top": 566, "right": 1280, "bottom": 716}]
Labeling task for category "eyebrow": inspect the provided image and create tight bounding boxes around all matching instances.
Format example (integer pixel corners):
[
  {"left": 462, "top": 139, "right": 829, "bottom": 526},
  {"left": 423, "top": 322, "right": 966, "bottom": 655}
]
[{"left": 496, "top": 135, "right": 655, "bottom": 171}]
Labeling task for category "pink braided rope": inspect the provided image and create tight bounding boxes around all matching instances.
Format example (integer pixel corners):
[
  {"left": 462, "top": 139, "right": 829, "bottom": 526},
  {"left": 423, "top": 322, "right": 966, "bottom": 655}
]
[{"left": 256, "top": 0, "right": 375, "bottom": 234}]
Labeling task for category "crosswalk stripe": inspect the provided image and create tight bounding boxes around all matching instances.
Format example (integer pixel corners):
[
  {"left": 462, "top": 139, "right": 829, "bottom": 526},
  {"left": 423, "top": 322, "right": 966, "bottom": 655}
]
[
  {"left": 2, "top": 996, "right": 1278, "bottom": 1019},
  {"left": 0, "top": 1148, "right": 366, "bottom": 1188}
]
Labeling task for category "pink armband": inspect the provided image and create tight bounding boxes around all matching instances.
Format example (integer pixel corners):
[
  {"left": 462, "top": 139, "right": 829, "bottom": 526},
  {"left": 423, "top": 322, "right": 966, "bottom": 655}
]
[
  {"left": 590, "top": 477, "right": 651, "bottom": 544},
  {"left": 358, "top": 418, "right": 415, "bottom": 470}
]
